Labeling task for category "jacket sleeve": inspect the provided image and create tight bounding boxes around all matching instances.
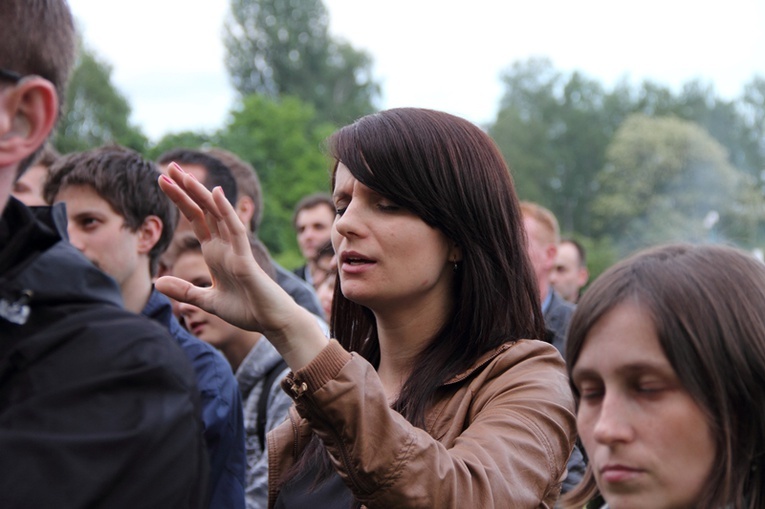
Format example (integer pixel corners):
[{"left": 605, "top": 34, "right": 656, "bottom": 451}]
[{"left": 282, "top": 339, "right": 576, "bottom": 509}]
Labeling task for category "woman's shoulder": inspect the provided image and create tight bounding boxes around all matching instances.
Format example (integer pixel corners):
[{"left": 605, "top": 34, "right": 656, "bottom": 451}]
[
  {"left": 496, "top": 338, "right": 566, "bottom": 365},
  {"left": 443, "top": 338, "right": 566, "bottom": 390},
  {"left": 472, "top": 339, "right": 572, "bottom": 406}
]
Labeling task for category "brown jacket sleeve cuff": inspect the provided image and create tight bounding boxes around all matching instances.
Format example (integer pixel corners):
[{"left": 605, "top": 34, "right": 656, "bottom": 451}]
[{"left": 281, "top": 339, "right": 352, "bottom": 400}]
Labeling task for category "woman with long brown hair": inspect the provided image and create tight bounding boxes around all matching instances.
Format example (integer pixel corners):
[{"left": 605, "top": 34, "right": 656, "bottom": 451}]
[
  {"left": 563, "top": 244, "right": 765, "bottom": 509},
  {"left": 158, "top": 108, "right": 576, "bottom": 508}
]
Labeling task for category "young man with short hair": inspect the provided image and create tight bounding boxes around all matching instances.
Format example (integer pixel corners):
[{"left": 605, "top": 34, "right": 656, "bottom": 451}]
[
  {"left": 45, "top": 145, "right": 246, "bottom": 509},
  {"left": 292, "top": 192, "right": 336, "bottom": 287},
  {"left": 551, "top": 238, "right": 589, "bottom": 304}
]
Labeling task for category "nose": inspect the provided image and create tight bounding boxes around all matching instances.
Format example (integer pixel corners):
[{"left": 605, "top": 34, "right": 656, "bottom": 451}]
[
  {"left": 334, "top": 204, "right": 364, "bottom": 239},
  {"left": 176, "top": 300, "right": 198, "bottom": 321},
  {"left": 590, "top": 394, "right": 635, "bottom": 446}
]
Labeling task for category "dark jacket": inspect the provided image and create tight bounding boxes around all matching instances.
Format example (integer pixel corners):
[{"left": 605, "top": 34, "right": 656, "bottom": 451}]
[
  {"left": 274, "top": 262, "right": 325, "bottom": 320},
  {"left": 544, "top": 288, "right": 576, "bottom": 357},
  {"left": 292, "top": 264, "right": 308, "bottom": 282},
  {"left": 268, "top": 339, "right": 576, "bottom": 508},
  {"left": 143, "top": 289, "right": 247, "bottom": 509},
  {"left": 0, "top": 199, "right": 208, "bottom": 508}
]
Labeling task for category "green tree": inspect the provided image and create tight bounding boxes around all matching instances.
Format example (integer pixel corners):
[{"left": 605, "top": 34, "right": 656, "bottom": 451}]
[
  {"left": 592, "top": 114, "right": 755, "bottom": 254},
  {"left": 740, "top": 76, "right": 765, "bottom": 177},
  {"left": 216, "top": 93, "right": 335, "bottom": 263},
  {"left": 490, "top": 58, "right": 630, "bottom": 235},
  {"left": 147, "top": 131, "right": 215, "bottom": 161},
  {"left": 224, "top": 0, "right": 380, "bottom": 125},
  {"left": 54, "top": 45, "right": 148, "bottom": 154}
]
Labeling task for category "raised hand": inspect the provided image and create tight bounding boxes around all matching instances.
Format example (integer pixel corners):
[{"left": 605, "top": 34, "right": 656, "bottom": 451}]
[{"left": 156, "top": 162, "right": 327, "bottom": 369}]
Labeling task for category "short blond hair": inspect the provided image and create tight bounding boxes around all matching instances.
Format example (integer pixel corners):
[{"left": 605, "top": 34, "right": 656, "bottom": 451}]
[{"left": 519, "top": 201, "right": 560, "bottom": 245}]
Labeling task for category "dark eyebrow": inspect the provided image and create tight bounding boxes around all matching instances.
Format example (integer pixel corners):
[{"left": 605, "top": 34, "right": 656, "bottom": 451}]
[
  {"left": 570, "top": 366, "right": 598, "bottom": 383},
  {"left": 71, "top": 210, "right": 102, "bottom": 220},
  {"left": 572, "top": 361, "right": 674, "bottom": 382},
  {"left": 332, "top": 190, "right": 350, "bottom": 203}
]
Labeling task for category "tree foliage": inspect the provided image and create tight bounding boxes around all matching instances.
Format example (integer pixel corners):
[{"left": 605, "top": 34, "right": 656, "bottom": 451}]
[
  {"left": 54, "top": 45, "right": 148, "bottom": 154},
  {"left": 593, "top": 114, "right": 751, "bottom": 254},
  {"left": 147, "top": 131, "right": 215, "bottom": 161},
  {"left": 490, "top": 58, "right": 629, "bottom": 235},
  {"left": 216, "top": 93, "right": 335, "bottom": 259},
  {"left": 224, "top": 0, "right": 380, "bottom": 125},
  {"left": 490, "top": 58, "right": 765, "bottom": 255}
]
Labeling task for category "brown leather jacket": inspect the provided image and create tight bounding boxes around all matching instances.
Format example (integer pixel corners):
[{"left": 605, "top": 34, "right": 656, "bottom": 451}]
[{"left": 267, "top": 339, "right": 576, "bottom": 508}]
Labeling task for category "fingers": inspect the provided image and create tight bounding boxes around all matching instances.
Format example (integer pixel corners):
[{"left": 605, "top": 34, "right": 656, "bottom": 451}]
[
  {"left": 211, "top": 186, "right": 253, "bottom": 255},
  {"left": 155, "top": 275, "right": 210, "bottom": 312},
  {"left": 159, "top": 162, "right": 251, "bottom": 255},
  {"left": 158, "top": 165, "right": 212, "bottom": 243}
]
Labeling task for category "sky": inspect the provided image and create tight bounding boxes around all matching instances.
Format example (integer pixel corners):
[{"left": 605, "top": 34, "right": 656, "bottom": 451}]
[{"left": 67, "top": 0, "right": 765, "bottom": 141}]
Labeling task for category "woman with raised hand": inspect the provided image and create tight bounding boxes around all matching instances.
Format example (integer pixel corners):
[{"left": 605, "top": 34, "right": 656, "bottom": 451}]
[
  {"left": 158, "top": 108, "right": 576, "bottom": 508},
  {"left": 562, "top": 244, "right": 765, "bottom": 509}
]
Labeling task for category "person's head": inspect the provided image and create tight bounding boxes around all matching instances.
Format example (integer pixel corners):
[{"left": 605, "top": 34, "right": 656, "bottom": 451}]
[
  {"left": 0, "top": 0, "right": 76, "bottom": 211},
  {"left": 327, "top": 107, "right": 544, "bottom": 420},
  {"left": 312, "top": 240, "right": 336, "bottom": 289},
  {"left": 551, "top": 238, "right": 589, "bottom": 303},
  {"left": 203, "top": 147, "right": 263, "bottom": 233},
  {"left": 293, "top": 192, "right": 335, "bottom": 263},
  {"left": 316, "top": 265, "right": 337, "bottom": 320},
  {"left": 564, "top": 244, "right": 765, "bottom": 509},
  {"left": 169, "top": 232, "right": 276, "bottom": 368},
  {"left": 44, "top": 145, "right": 177, "bottom": 308},
  {"left": 519, "top": 201, "right": 560, "bottom": 300},
  {"left": 12, "top": 142, "right": 60, "bottom": 206},
  {"left": 157, "top": 148, "right": 238, "bottom": 205}
]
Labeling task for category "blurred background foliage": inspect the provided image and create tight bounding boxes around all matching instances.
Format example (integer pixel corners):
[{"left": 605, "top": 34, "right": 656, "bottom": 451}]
[{"left": 55, "top": 0, "right": 765, "bottom": 281}]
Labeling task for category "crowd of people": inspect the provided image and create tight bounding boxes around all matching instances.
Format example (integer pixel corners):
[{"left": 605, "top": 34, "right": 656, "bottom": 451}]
[{"left": 3, "top": 2, "right": 765, "bottom": 509}]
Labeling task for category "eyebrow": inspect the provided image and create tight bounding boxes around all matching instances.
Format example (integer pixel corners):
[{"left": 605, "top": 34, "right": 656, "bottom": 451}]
[
  {"left": 331, "top": 190, "right": 349, "bottom": 203},
  {"left": 572, "top": 361, "right": 673, "bottom": 381},
  {"left": 70, "top": 210, "right": 104, "bottom": 219}
]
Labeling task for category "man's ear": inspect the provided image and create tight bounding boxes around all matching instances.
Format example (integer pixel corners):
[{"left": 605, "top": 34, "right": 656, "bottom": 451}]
[
  {"left": 0, "top": 77, "right": 58, "bottom": 168},
  {"left": 576, "top": 266, "right": 590, "bottom": 287},
  {"left": 137, "top": 216, "right": 163, "bottom": 255},
  {"left": 235, "top": 195, "right": 255, "bottom": 229}
]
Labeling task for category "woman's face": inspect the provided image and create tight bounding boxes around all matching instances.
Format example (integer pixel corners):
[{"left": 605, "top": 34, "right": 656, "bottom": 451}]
[
  {"left": 572, "top": 303, "right": 715, "bottom": 509},
  {"left": 331, "top": 163, "right": 457, "bottom": 314}
]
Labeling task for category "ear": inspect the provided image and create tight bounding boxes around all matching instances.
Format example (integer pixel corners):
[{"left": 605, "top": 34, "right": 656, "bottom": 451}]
[
  {"left": 235, "top": 195, "right": 254, "bottom": 230},
  {"left": 136, "top": 215, "right": 163, "bottom": 255},
  {"left": 0, "top": 78, "right": 58, "bottom": 168},
  {"left": 576, "top": 266, "right": 590, "bottom": 286},
  {"left": 449, "top": 242, "right": 463, "bottom": 263}
]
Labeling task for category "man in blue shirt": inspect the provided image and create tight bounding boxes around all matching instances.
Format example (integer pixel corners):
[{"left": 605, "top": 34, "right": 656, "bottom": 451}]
[{"left": 44, "top": 145, "right": 247, "bottom": 509}]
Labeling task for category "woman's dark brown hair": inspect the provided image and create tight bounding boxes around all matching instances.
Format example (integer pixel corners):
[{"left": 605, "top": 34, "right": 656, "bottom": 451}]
[
  {"left": 562, "top": 243, "right": 765, "bottom": 509},
  {"left": 293, "top": 107, "right": 546, "bottom": 483}
]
